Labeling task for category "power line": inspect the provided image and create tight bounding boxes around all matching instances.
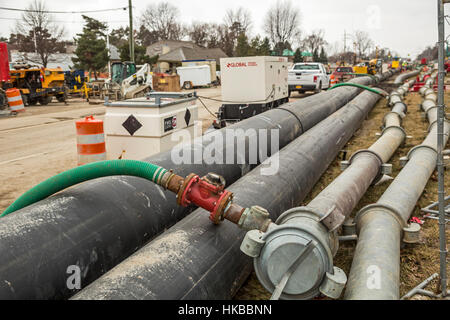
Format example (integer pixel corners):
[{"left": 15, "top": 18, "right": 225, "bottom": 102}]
[
  {"left": 0, "top": 6, "right": 128, "bottom": 14},
  {"left": 0, "top": 17, "right": 128, "bottom": 23}
]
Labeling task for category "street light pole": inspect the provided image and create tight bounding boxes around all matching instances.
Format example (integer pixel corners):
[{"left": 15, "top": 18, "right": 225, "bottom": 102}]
[
  {"left": 128, "top": 0, "right": 135, "bottom": 63},
  {"left": 437, "top": 0, "right": 448, "bottom": 297}
]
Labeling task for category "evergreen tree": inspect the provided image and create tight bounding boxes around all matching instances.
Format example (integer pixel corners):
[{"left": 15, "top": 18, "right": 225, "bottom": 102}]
[
  {"left": 319, "top": 47, "right": 328, "bottom": 63},
  {"left": 273, "top": 41, "right": 291, "bottom": 56},
  {"left": 293, "top": 48, "right": 302, "bottom": 63},
  {"left": 312, "top": 48, "right": 319, "bottom": 62},
  {"left": 119, "top": 43, "right": 154, "bottom": 65},
  {"left": 248, "top": 36, "right": 261, "bottom": 56},
  {"left": 258, "top": 37, "right": 272, "bottom": 55},
  {"left": 72, "top": 16, "right": 109, "bottom": 80},
  {"left": 235, "top": 33, "right": 250, "bottom": 57}
]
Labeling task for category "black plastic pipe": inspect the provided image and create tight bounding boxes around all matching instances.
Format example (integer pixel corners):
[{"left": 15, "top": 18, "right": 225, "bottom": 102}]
[
  {"left": 0, "top": 72, "right": 396, "bottom": 300},
  {"left": 72, "top": 89, "right": 382, "bottom": 300}
]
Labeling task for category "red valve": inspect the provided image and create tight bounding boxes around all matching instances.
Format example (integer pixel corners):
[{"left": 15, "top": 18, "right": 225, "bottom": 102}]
[{"left": 177, "top": 173, "right": 233, "bottom": 224}]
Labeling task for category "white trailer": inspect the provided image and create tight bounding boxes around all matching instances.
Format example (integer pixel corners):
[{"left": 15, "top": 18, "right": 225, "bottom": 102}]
[
  {"left": 218, "top": 56, "right": 289, "bottom": 124},
  {"left": 177, "top": 65, "right": 212, "bottom": 89}
]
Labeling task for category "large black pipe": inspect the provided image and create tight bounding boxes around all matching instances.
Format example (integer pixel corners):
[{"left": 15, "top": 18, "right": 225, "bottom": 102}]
[
  {"left": 0, "top": 72, "right": 396, "bottom": 300},
  {"left": 72, "top": 89, "right": 382, "bottom": 300}
]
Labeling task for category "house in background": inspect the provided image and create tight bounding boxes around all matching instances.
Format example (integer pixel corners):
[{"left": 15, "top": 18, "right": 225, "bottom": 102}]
[
  {"left": 146, "top": 40, "right": 227, "bottom": 73},
  {"left": 10, "top": 51, "right": 76, "bottom": 71}
]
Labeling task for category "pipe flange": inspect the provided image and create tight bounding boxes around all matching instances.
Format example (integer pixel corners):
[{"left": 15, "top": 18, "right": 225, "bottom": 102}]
[
  {"left": 424, "top": 105, "right": 438, "bottom": 114},
  {"left": 406, "top": 144, "right": 438, "bottom": 161},
  {"left": 276, "top": 206, "right": 322, "bottom": 224},
  {"left": 354, "top": 203, "right": 407, "bottom": 233},
  {"left": 422, "top": 102, "right": 437, "bottom": 113},
  {"left": 276, "top": 207, "right": 339, "bottom": 255},
  {"left": 277, "top": 206, "right": 344, "bottom": 233},
  {"left": 422, "top": 97, "right": 437, "bottom": 106},
  {"left": 391, "top": 101, "right": 408, "bottom": 113},
  {"left": 347, "top": 149, "right": 385, "bottom": 185},
  {"left": 254, "top": 209, "right": 334, "bottom": 300},
  {"left": 427, "top": 120, "right": 438, "bottom": 133},
  {"left": 381, "top": 125, "right": 406, "bottom": 138},
  {"left": 383, "top": 112, "right": 403, "bottom": 127}
]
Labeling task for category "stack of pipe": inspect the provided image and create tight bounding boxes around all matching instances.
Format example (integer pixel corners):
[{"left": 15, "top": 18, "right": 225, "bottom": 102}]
[
  {"left": 236, "top": 79, "right": 415, "bottom": 300},
  {"left": 345, "top": 71, "right": 450, "bottom": 300},
  {"left": 0, "top": 71, "right": 397, "bottom": 300},
  {"left": 72, "top": 89, "right": 383, "bottom": 300}
]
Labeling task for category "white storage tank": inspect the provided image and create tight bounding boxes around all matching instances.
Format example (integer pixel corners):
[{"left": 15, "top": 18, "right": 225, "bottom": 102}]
[
  {"left": 218, "top": 56, "right": 289, "bottom": 123},
  {"left": 104, "top": 92, "right": 199, "bottom": 160}
]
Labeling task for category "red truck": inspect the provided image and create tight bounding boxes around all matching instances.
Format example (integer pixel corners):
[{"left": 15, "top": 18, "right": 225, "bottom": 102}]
[{"left": 331, "top": 66, "right": 354, "bottom": 83}]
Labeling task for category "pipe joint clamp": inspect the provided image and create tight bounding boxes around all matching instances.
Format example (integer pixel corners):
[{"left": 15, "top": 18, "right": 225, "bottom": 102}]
[
  {"left": 344, "top": 149, "right": 387, "bottom": 185},
  {"left": 355, "top": 203, "right": 407, "bottom": 234}
]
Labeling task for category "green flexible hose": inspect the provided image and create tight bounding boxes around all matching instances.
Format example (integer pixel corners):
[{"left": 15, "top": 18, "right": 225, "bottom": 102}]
[
  {"left": 328, "top": 82, "right": 385, "bottom": 96},
  {"left": 1, "top": 160, "right": 168, "bottom": 217}
]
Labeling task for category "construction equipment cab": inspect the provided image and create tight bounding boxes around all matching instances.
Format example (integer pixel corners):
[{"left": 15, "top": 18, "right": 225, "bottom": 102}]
[
  {"left": 110, "top": 61, "right": 153, "bottom": 99},
  {"left": 111, "top": 61, "right": 136, "bottom": 85},
  {"left": 9, "top": 63, "right": 66, "bottom": 105}
]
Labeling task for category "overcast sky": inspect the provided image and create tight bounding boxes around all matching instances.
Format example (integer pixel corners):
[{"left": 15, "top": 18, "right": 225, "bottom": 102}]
[{"left": 0, "top": 0, "right": 448, "bottom": 58}]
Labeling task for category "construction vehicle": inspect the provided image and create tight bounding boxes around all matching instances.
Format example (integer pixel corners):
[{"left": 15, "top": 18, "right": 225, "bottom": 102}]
[
  {"left": 97, "top": 61, "right": 153, "bottom": 100},
  {"left": 120, "top": 63, "right": 153, "bottom": 99},
  {"left": 391, "top": 57, "right": 401, "bottom": 69},
  {"left": 9, "top": 63, "right": 67, "bottom": 105},
  {"left": 353, "top": 60, "right": 378, "bottom": 75},
  {"left": 370, "top": 58, "right": 382, "bottom": 73},
  {"left": 65, "top": 70, "right": 87, "bottom": 94},
  {"left": 111, "top": 61, "right": 136, "bottom": 85}
]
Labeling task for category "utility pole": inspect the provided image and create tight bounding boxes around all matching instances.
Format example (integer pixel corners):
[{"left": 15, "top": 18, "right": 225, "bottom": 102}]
[
  {"left": 106, "top": 32, "right": 111, "bottom": 77},
  {"left": 343, "top": 30, "right": 347, "bottom": 65},
  {"left": 437, "top": 0, "right": 448, "bottom": 297},
  {"left": 344, "top": 30, "right": 347, "bottom": 53},
  {"left": 128, "top": 0, "right": 135, "bottom": 63}
]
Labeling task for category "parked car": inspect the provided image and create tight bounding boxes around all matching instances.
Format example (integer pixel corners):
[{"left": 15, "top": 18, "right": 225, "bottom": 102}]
[
  {"left": 331, "top": 66, "right": 354, "bottom": 82},
  {"left": 288, "top": 62, "right": 330, "bottom": 96}
]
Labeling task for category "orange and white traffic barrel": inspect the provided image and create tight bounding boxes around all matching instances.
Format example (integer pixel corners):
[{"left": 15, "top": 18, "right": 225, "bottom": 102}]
[
  {"left": 330, "top": 74, "right": 338, "bottom": 86},
  {"left": 75, "top": 115, "right": 106, "bottom": 166},
  {"left": 6, "top": 88, "right": 25, "bottom": 113}
]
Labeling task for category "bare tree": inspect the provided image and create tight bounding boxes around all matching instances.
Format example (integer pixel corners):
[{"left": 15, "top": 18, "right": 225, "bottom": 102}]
[
  {"left": 303, "top": 29, "right": 327, "bottom": 54},
  {"left": 188, "top": 22, "right": 211, "bottom": 47},
  {"left": 354, "top": 30, "right": 373, "bottom": 60},
  {"left": 223, "top": 7, "right": 252, "bottom": 35},
  {"left": 140, "top": 2, "right": 185, "bottom": 43},
  {"left": 263, "top": 0, "right": 301, "bottom": 55},
  {"left": 13, "top": 0, "right": 65, "bottom": 67}
]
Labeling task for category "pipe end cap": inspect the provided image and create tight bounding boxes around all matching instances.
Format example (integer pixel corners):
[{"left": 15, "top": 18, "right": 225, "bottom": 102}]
[{"left": 319, "top": 266, "right": 347, "bottom": 299}]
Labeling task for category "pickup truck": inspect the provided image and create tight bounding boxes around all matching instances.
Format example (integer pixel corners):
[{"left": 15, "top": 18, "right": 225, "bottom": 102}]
[{"left": 288, "top": 62, "right": 330, "bottom": 96}]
